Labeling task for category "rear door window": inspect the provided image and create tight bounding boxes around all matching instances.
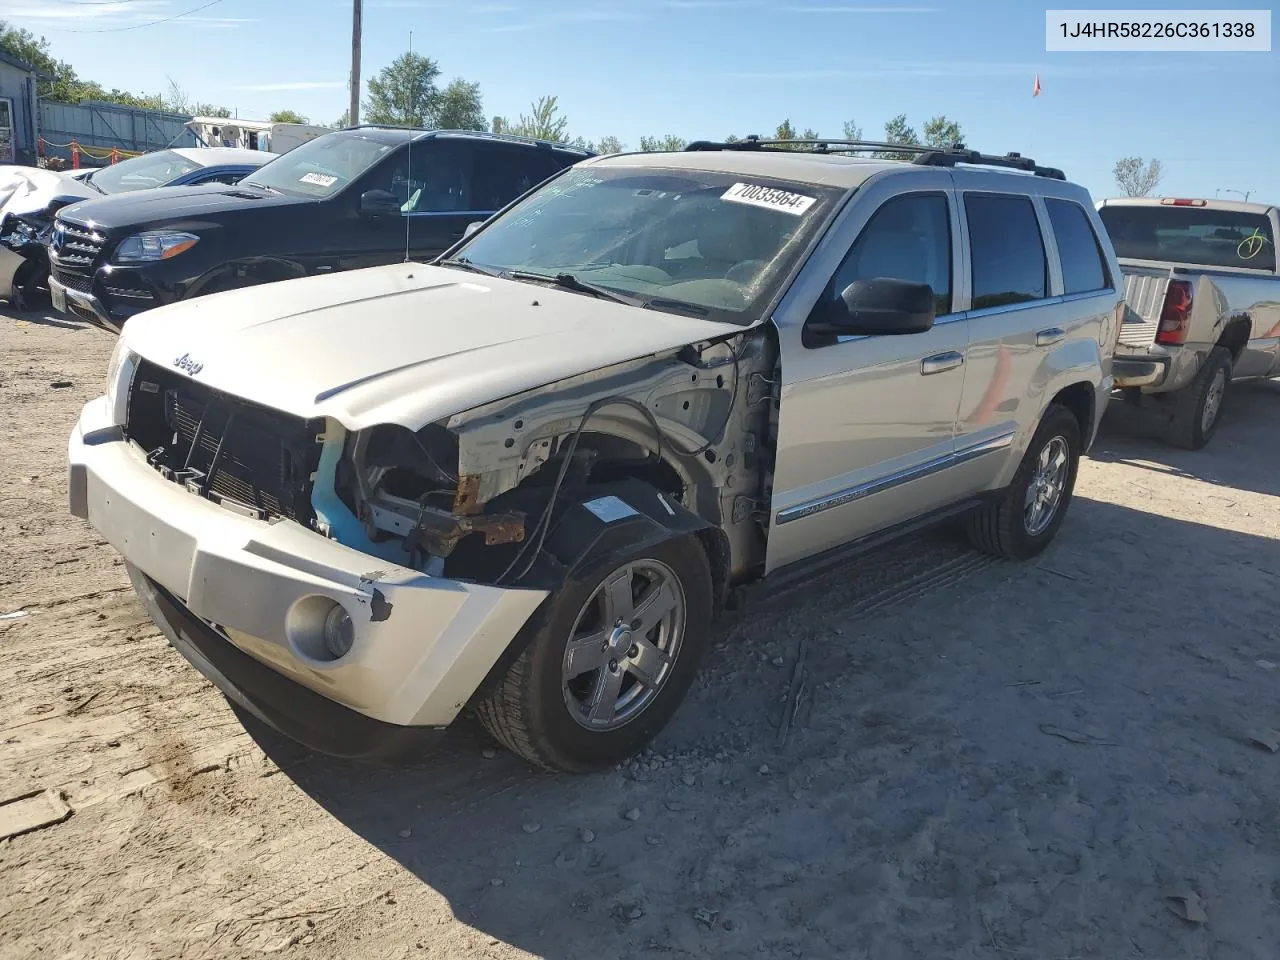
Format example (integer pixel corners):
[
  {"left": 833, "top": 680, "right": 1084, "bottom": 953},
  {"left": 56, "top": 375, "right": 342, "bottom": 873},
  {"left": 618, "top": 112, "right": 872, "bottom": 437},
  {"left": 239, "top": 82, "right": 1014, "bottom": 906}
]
[
  {"left": 1098, "top": 205, "right": 1276, "bottom": 271},
  {"left": 471, "top": 144, "right": 546, "bottom": 213},
  {"left": 1046, "top": 198, "right": 1110, "bottom": 294},
  {"left": 965, "top": 193, "right": 1048, "bottom": 309}
]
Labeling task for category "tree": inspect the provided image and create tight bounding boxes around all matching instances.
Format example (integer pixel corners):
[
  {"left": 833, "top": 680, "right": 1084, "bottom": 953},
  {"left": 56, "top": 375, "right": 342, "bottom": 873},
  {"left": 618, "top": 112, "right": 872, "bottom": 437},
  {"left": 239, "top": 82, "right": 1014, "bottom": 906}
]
[
  {"left": 842, "top": 119, "right": 863, "bottom": 141},
  {"left": 922, "top": 115, "right": 963, "bottom": 149},
  {"left": 878, "top": 113, "right": 920, "bottom": 160},
  {"left": 498, "top": 95, "right": 569, "bottom": 142},
  {"left": 596, "top": 135, "right": 624, "bottom": 154},
  {"left": 1114, "top": 156, "right": 1163, "bottom": 197},
  {"left": 364, "top": 51, "right": 441, "bottom": 127},
  {"left": 195, "top": 103, "right": 232, "bottom": 119},
  {"left": 270, "top": 109, "right": 308, "bottom": 124},
  {"left": 1, "top": 20, "right": 160, "bottom": 108},
  {"left": 165, "top": 78, "right": 193, "bottom": 115},
  {"left": 639, "top": 134, "right": 688, "bottom": 152},
  {"left": 434, "top": 79, "right": 485, "bottom": 131}
]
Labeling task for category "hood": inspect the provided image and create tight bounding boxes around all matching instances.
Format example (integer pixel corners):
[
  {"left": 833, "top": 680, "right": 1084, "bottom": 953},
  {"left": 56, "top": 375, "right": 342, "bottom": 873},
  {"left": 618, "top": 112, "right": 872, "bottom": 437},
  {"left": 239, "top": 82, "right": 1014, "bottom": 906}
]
[
  {"left": 57, "top": 182, "right": 307, "bottom": 231},
  {"left": 0, "top": 166, "right": 97, "bottom": 220},
  {"left": 121, "top": 263, "right": 744, "bottom": 430}
]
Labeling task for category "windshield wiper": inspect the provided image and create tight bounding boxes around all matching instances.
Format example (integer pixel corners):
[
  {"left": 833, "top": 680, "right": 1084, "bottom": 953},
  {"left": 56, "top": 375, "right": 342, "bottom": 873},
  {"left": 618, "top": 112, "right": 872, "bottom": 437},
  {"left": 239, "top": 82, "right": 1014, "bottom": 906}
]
[
  {"left": 505, "top": 270, "right": 645, "bottom": 306},
  {"left": 438, "top": 256, "right": 503, "bottom": 277}
]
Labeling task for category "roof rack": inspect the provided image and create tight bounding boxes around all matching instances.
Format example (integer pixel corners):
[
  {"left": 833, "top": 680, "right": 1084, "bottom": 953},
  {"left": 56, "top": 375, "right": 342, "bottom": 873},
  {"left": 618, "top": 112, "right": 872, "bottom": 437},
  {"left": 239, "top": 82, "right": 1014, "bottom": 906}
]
[
  {"left": 684, "top": 135, "right": 1065, "bottom": 180},
  {"left": 338, "top": 124, "right": 593, "bottom": 153}
]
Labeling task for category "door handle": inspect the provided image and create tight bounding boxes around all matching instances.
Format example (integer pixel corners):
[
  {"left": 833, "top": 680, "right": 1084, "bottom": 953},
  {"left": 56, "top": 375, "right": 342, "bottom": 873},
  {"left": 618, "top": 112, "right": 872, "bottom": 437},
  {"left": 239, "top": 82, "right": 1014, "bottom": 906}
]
[
  {"left": 1036, "top": 327, "right": 1066, "bottom": 346},
  {"left": 920, "top": 351, "right": 964, "bottom": 375}
]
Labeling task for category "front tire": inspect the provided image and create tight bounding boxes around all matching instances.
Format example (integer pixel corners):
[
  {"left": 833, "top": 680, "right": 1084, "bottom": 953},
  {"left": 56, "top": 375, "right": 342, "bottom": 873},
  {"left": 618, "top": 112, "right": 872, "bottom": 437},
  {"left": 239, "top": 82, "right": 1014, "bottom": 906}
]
[
  {"left": 1167, "top": 346, "right": 1231, "bottom": 450},
  {"left": 965, "top": 404, "right": 1081, "bottom": 561},
  {"left": 475, "top": 535, "right": 713, "bottom": 772}
]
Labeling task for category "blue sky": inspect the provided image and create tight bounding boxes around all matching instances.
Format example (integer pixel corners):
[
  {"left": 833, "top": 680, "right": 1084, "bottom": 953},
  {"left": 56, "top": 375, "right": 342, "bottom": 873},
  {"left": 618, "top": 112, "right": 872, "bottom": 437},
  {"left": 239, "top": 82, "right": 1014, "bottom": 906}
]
[{"left": 9, "top": 0, "right": 1279, "bottom": 202}]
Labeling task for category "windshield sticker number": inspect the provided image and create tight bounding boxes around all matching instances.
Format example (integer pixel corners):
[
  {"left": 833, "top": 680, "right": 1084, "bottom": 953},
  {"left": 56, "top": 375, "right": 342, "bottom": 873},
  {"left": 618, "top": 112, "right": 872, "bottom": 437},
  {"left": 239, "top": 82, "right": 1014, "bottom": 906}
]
[
  {"left": 299, "top": 172, "right": 338, "bottom": 188},
  {"left": 721, "top": 182, "right": 816, "bottom": 216}
]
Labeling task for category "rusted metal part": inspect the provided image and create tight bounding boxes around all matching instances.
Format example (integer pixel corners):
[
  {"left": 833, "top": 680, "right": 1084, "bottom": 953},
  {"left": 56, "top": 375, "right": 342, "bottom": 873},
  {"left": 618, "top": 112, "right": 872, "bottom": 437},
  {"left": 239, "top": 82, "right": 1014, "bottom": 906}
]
[
  {"left": 410, "top": 506, "right": 525, "bottom": 557},
  {"left": 453, "top": 474, "right": 483, "bottom": 516}
]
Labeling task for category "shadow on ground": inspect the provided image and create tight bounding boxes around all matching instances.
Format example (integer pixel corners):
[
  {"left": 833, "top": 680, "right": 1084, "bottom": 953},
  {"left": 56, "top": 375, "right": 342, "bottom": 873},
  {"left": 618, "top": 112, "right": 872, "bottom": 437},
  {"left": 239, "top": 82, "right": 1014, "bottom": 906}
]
[
  {"left": 248, "top": 485, "right": 1280, "bottom": 959},
  {"left": 1094, "top": 378, "right": 1280, "bottom": 498}
]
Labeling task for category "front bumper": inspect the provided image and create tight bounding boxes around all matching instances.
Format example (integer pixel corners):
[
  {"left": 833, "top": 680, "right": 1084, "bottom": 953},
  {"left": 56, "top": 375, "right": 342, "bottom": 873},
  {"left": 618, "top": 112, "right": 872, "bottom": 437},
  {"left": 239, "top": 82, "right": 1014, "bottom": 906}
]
[
  {"left": 68, "top": 396, "right": 546, "bottom": 750},
  {"left": 49, "top": 273, "right": 120, "bottom": 333}
]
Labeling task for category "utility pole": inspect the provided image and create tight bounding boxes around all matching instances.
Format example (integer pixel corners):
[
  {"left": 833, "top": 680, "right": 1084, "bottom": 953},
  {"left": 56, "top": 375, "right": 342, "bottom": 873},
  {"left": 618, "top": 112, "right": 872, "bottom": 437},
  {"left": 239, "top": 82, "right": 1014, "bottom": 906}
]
[{"left": 349, "top": 0, "right": 362, "bottom": 127}]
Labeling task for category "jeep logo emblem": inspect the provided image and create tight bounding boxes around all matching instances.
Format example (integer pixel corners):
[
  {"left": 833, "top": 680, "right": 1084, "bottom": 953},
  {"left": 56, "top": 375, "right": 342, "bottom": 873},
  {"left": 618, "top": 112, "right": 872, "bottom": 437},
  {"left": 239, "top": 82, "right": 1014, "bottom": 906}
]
[{"left": 173, "top": 353, "right": 204, "bottom": 376}]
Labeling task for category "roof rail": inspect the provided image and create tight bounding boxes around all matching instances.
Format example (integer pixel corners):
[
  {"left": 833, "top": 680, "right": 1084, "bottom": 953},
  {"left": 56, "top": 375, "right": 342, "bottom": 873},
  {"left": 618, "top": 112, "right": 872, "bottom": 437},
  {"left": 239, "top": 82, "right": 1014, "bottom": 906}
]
[
  {"left": 684, "top": 135, "right": 1065, "bottom": 180},
  {"left": 912, "top": 149, "right": 1065, "bottom": 180},
  {"left": 338, "top": 124, "right": 594, "bottom": 154}
]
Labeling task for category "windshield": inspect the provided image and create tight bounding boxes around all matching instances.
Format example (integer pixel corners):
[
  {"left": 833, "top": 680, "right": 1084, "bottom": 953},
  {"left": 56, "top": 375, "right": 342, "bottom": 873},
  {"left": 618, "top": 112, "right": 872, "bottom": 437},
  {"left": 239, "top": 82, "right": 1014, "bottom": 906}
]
[
  {"left": 88, "top": 150, "right": 201, "bottom": 195},
  {"left": 241, "top": 131, "right": 397, "bottom": 199},
  {"left": 1099, "top": 205, "right": 1277, "bottom": 272},
  {"left": 450, "top": 165, "right": 843, "bottom": 323}
]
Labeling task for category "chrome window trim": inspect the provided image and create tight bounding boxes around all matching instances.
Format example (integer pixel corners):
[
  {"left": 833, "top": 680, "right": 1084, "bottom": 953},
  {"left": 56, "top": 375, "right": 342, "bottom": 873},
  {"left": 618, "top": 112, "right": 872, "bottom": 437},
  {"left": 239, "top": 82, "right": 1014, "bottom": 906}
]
[{"left": 775, "top": 428, "right": 1016, "bottom": 525}]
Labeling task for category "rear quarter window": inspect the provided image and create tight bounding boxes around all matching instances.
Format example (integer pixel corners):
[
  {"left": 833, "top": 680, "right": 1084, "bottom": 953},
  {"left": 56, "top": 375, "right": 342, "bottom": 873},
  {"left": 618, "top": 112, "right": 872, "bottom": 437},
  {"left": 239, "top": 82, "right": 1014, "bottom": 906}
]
[
  {"left": 965, "top": 193, "right": 1048, "bottom": 309},
  {"left": 1098, "top": 205, "right": 1277, "bottom": 272},
  {"left": 1046, "top": 199, "right": 1110, "bottom": 294}
]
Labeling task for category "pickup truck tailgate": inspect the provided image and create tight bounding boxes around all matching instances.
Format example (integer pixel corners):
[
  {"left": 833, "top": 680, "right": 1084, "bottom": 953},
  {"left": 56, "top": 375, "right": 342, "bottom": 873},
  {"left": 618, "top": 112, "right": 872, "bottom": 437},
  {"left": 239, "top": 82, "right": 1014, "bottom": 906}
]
[{"left": 1119, "top": 270, "right": 1169, "bottom": 347}]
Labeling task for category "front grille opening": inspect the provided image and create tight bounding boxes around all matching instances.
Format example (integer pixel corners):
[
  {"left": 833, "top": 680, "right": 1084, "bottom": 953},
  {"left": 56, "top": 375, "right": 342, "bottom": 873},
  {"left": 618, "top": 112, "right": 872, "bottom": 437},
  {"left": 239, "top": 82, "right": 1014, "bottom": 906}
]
[{"left": 125, "top": 359, "right": 323, "bottom": 524}]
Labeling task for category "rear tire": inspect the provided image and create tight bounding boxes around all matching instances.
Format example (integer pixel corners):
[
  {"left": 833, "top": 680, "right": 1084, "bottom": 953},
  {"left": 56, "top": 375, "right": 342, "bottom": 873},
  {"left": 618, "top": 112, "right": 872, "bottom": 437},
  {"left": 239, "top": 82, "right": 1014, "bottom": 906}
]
[
  {"left": 1167, "top": 346, "right": 1231, "bottom": 450},
  {"left": 965, "top": 404, "right": 1081, "bottom": 561},
  {"left": 475, "top": 535, "right": 713, "bottom": 772}
]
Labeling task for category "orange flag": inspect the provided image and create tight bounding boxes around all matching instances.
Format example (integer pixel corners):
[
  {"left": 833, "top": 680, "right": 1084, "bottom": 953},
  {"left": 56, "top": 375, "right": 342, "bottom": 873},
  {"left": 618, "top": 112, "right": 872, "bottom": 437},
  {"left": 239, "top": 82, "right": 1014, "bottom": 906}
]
[{"left": 1033, "top": 74, "right": 1041, "bottom": 97}]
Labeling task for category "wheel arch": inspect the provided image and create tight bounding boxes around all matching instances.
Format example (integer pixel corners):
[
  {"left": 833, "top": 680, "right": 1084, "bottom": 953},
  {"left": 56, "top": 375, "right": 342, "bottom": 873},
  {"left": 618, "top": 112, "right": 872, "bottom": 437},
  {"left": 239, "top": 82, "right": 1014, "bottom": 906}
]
[{"left": 1047, "top": 379, "right": 1096, "bottom": 449}]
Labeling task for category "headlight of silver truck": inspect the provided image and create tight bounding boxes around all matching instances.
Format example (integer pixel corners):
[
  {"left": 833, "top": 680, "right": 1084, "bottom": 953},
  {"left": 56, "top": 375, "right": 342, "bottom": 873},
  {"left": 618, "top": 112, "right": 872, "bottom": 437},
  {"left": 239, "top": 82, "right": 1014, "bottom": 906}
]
[
  {"left": 104, "top": 339, "right": 136, "bottom": 425},
  {"left": 113, "top": 231, "right": 200, "bottom": 263}
]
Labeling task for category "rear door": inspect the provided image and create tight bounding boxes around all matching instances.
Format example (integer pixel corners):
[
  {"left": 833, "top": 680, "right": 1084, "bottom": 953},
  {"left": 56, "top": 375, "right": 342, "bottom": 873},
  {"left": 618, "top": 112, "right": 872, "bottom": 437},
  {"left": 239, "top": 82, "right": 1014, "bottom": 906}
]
[{"left": 767, "top": 172, "right": 969, "bottom": 572}]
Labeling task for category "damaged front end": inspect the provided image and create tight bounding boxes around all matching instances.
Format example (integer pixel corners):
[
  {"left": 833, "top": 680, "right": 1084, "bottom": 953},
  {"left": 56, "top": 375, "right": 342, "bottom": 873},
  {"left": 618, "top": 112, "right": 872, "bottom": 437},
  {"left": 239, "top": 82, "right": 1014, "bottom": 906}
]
[
  {"left": 325, "top": 330, "right": 779, "bottom": 592},
  {"left": 120, "top": 328, "right": 779, "bottom": 599},
  {"left": 0, "top": 212, "right": 55, "bottom": 307}
]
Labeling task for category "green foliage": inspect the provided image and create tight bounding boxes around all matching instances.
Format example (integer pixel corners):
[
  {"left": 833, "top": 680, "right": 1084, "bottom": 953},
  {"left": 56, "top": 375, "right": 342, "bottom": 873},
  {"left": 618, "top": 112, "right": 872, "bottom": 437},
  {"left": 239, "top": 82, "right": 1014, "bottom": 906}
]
[
  {"left": 842, "top": 119, "right": 863, "bottom": 141},
  {"left": 269, "top": 109, "right": 308, "bottom": 125},
  {"left": 638, "top": 134, "right": 688, "bottom": 152},
  {"left": 496, "top": 95, "right": 570, "bottom": 142},
  {"left": 595, "top": 135, "right": 624, "bottom": 154},
  {"left": 364, "top": 51, "right": 442, "bottom": 127},
  {"left": 1, "top": 20, "right": 164, "bottom": 108},
  {"left": 921, "top": 115, "right": 963, "bottom": 149},
  {"left": 1113, "top": 156, "right": 1163, "bottom": 197},
  {"left": 435, "top": 79, "right": 485, "bottom": 131},
  {"left": 877, "top": 114, "right": 920, "bottom": 160},
  {"left": 195, "top": 103, "right": 232, "bottom": 118}
]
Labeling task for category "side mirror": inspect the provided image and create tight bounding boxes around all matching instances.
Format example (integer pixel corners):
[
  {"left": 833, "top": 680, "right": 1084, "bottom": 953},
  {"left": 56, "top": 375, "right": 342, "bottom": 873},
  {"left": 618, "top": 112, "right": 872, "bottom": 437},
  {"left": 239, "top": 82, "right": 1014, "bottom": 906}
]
[
  {"left": 360, "top": 189, "right": 402, "bottom": 218},
  {"left": 463, "top": 220, "right": 483, "bottom": 239},
  {"left": 808, "top": 278, "right": 936, "bottom": 338}
]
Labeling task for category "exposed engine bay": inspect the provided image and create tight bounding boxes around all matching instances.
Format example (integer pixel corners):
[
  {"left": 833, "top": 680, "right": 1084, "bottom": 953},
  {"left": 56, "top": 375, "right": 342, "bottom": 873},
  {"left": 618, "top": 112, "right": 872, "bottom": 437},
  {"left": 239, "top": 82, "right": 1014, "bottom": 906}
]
[{"left": 331, "top": 330, "right": 779, "bottom": 590}]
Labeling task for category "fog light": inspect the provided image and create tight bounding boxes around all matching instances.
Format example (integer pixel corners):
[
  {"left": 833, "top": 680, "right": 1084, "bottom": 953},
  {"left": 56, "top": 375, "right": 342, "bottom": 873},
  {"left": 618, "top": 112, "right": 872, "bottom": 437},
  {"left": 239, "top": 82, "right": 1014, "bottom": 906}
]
[{"left": 322, "top": 604, "right": 355, "bottom": 659}]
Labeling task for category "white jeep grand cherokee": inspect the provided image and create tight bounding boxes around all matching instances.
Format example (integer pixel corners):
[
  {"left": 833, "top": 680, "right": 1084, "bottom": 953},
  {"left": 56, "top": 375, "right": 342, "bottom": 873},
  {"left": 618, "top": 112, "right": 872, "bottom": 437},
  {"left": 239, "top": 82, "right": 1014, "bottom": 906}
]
[{"left": 69, "top": 139, "right": 1121, "bottom": 771}]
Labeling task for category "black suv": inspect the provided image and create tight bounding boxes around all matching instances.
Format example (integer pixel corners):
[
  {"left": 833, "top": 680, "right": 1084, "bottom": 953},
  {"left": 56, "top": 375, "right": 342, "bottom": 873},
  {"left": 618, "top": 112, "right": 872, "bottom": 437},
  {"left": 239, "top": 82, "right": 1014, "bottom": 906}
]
[{"left": 47, "top": 128, "right": 591, "bottom": 332}]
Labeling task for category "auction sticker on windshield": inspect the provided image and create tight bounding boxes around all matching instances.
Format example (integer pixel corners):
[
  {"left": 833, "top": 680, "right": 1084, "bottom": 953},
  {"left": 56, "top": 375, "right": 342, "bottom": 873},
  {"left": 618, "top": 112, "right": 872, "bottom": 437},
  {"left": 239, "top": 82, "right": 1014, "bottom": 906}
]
[
  {"left": 299, "top": 172, "right": 339, "bottom": 188},
  {"left": 721, "top": 182, "right": 816, "bottom": 216}
]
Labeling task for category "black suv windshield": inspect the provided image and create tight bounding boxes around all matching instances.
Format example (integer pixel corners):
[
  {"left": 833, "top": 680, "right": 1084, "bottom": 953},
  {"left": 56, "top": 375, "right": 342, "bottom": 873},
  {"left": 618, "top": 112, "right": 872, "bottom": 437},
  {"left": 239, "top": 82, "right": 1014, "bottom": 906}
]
[
  {"left": 88, "top": 149, "right": 201, "bottom": 195},
  {"left": 451, "top": 166, "right": 843, "bottom": 323},
  {"left": 242, "top": 132, "right": 398, "bottom": 199}
]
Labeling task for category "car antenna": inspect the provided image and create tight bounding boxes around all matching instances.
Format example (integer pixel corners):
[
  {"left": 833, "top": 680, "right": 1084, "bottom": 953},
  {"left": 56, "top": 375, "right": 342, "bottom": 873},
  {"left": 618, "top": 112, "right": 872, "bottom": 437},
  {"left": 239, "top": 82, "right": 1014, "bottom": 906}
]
[{"left": 404, "top": 29, "right": 413, "bottom": 264}]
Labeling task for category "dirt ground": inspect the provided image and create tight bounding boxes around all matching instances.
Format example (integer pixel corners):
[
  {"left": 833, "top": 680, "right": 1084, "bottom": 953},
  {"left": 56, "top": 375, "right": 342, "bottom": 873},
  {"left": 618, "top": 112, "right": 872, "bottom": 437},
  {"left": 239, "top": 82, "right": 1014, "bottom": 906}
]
[{"left": 2, "top": 303, "right": 1278, "bottom": 960}]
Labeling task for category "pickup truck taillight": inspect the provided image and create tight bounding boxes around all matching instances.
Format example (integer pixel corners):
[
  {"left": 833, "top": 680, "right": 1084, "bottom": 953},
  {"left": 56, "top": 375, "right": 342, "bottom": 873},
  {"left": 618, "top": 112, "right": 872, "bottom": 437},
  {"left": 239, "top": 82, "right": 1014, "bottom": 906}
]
[{"left": 1156, "top": 280, "right": 1193, "bottom": 346}]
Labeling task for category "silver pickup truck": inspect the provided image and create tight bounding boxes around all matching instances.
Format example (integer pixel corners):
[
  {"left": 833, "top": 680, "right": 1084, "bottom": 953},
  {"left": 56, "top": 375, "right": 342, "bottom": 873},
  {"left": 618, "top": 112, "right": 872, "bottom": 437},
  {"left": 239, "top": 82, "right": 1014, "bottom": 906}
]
[{"left": 1099, "top": 197, "right": 1280, "bottom": 448}]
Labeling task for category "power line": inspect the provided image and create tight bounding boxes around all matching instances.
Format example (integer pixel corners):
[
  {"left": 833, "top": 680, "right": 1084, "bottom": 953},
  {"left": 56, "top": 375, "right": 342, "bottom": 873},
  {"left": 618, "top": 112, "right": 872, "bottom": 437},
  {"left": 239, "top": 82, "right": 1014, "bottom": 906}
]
[{"left": 57, "top": 0, "right": 228, "bottom": 32}]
